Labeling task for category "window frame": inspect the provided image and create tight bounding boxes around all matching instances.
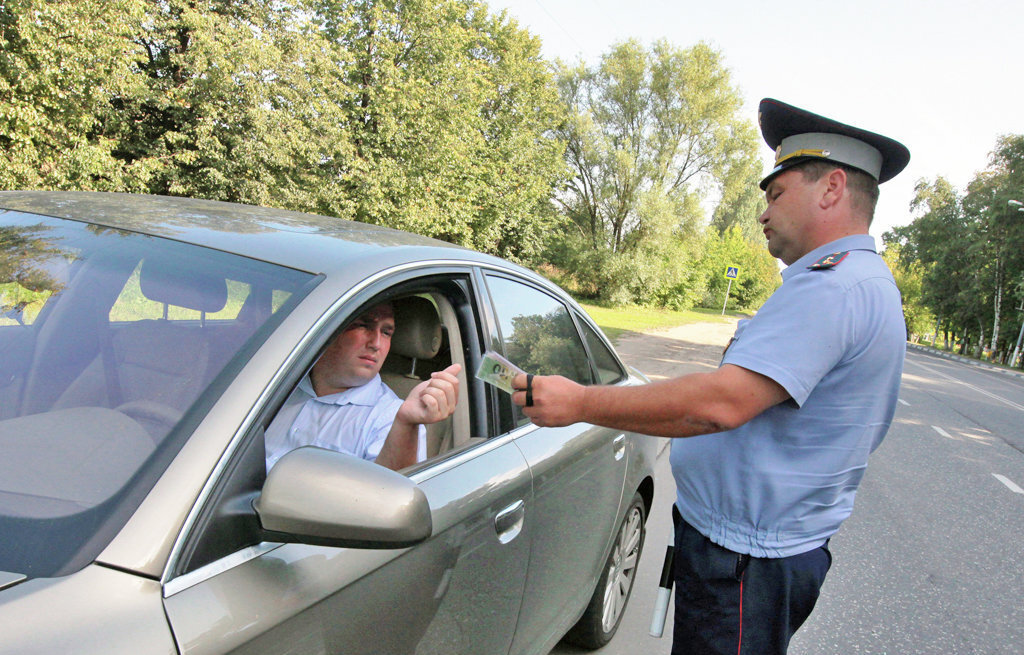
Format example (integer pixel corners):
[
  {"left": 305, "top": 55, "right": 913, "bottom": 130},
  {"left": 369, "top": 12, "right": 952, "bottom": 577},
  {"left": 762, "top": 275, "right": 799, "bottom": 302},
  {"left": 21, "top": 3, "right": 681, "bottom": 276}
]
[
  {"left": 479, "top": 271, "right": 604, "bottom": 430},
  {"left": 165, "top": 265, "right": 495, "bottom": 583}
]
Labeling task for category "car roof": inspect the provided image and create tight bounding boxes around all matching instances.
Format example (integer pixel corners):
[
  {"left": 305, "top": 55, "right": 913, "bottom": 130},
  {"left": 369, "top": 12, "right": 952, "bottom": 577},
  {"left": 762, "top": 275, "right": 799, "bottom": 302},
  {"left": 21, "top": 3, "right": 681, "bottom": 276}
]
[{"left": 0, "top": 191, "right": 495, "bottom": 276}]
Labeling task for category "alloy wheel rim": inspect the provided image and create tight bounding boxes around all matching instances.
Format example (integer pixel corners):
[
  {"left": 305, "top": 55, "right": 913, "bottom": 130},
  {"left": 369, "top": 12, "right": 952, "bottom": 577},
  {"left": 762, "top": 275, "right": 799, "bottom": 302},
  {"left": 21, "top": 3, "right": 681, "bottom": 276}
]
[{"left": 600, "top": 506, "right": 643, "bottom": 632}]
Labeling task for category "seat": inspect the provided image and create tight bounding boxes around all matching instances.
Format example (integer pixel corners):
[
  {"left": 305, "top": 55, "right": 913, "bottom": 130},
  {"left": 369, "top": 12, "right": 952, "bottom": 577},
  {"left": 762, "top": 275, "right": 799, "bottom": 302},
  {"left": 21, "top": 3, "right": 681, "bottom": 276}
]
[
  {"left": 51, "top": 255, "right": 228, "bottom": 437},
  {"left": 381, "top": 296, "right": 452, "bottom": 458}
]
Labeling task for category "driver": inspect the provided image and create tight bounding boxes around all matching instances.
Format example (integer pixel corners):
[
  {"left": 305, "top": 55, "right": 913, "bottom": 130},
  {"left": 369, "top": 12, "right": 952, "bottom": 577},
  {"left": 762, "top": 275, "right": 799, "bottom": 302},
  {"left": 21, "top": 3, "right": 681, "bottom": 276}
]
[{"left": 265, "top": 302, "right": 460, "bottom": 471}]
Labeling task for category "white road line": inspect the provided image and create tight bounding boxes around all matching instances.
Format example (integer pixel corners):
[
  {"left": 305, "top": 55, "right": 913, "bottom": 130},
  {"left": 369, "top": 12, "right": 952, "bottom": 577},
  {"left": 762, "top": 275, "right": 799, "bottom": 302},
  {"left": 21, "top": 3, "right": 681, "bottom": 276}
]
[
  {"left": 932, "top": 425, "right": 952, "bottom": 438},
  {"left": 993, "top": 474, "right": 1024, "bottom": 495},
  {"left": 898, "top": 398, "right": 910, "bottom": 406},
  {"left": 906, "top": 358, "right": 1024, "bottom": 412}
]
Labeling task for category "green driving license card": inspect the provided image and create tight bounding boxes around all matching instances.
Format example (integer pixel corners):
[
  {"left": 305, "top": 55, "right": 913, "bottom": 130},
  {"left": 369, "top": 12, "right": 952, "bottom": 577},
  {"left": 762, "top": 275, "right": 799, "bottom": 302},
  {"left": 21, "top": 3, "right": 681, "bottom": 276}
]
[{"left": 475, "top": 350, "right": 525, "bottom": 394}]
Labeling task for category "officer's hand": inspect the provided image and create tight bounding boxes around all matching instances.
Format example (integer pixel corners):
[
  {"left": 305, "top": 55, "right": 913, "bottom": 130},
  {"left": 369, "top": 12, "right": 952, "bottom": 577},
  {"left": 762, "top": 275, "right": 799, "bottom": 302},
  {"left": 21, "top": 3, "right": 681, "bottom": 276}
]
[{"left": 511, "top": 373, "right": 586, "bottom": 428}]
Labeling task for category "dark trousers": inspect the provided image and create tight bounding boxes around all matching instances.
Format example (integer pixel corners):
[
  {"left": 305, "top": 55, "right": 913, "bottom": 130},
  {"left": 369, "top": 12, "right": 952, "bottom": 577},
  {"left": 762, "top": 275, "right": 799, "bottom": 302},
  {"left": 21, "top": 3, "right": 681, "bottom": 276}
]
[{"left": 671, "top": 511, "right": 831, "bottom": 655}]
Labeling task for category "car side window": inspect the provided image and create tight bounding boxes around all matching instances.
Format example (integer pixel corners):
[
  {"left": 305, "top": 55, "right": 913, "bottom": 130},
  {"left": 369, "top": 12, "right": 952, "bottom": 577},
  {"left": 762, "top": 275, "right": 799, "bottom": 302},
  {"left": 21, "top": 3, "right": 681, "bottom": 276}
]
[
  {"left": 485, "top": 275, "right": 593, "bottom": 385},
  {"left": 175, "top": 277, "right": 480, "bottom": 578},
  {"left": 576, "top": 316, "right": 626, "bottom": 384},
  {"left": 263, "top": 281, "right": 476, "bottom": 473}
]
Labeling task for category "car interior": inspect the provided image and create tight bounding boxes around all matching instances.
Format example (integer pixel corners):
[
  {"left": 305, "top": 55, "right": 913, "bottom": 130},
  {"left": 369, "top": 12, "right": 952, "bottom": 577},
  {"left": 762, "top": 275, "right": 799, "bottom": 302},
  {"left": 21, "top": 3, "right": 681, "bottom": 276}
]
[
  {"left": 379, "top": 293, "right": 474, "bottom": 459},
  {"left": 2, "top": 243, "right": 304, "bottom": 517},
  {"left": 169, "top": 287, "right": 485, "bottom": 576},
  {"left": 38, "top": 253, "right": 247, "bottom": 437}
]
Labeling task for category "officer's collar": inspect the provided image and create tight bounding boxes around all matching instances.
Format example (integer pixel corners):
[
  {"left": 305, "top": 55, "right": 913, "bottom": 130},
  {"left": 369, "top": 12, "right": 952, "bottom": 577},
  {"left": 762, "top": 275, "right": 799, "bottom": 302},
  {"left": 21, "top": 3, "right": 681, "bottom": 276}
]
[{"left": 781, "top": 235, "right": 876, "bottom": 281}]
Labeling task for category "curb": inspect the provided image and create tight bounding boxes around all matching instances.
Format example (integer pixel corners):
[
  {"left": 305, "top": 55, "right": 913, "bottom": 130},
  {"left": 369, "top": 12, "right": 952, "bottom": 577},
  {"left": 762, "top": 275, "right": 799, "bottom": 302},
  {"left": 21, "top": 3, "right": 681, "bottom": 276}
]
[{"left": 907, "top": 343, "right": 1024, "bottom": 380}]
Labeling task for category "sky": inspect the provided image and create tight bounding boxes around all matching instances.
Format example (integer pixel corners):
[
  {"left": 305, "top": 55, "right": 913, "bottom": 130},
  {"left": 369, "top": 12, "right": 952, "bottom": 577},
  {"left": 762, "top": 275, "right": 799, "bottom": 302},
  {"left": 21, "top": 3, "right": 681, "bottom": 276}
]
[{"left": 485, "top": 0, "right": 1024, "bottom": 240}]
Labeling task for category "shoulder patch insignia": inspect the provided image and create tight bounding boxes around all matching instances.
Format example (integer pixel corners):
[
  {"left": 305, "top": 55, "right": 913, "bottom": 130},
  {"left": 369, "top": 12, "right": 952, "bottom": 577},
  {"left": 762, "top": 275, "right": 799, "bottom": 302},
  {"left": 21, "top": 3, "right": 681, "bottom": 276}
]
[{"left": 808, "top": 251, "right": 849, "bottom": 270}]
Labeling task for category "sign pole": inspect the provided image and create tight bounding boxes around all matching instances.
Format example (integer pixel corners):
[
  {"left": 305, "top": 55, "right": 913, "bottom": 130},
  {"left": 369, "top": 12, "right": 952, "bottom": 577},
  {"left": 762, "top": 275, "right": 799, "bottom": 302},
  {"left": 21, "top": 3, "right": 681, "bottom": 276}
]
[{"left": 721, "top": 279, "right": 732, "bottom": 315}]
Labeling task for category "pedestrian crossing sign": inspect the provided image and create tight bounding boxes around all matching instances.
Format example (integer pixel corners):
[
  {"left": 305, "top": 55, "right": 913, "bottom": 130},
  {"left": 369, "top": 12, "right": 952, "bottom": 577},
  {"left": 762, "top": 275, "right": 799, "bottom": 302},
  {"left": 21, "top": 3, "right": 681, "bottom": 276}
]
[{"left": 725, "top": 266, "right": 740, "bottom": 279}]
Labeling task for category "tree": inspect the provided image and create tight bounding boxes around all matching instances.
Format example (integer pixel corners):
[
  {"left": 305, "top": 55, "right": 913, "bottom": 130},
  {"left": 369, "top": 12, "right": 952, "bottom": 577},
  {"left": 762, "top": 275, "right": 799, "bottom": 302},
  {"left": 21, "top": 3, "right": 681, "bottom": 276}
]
[
  {"left": 0, "top": 0, "right": 146, "bottom": 190},
  {"left": 2, "top": 0, "right": 566, "bottom": 264},
  {"left": 879, "top": 239, "right": 933, "bottom": 340},
  {"left": 963, "top": 135, "right": 1024, "bottom": 358},
  {"left": 709, "top": 128, "right": 766, "bottom": 243},
  {"left": 890, "top": 177, "right": 981, "bottom": 350},
  {"left": 551, "top": 39, "right": 759, "bottom": 307},
  {"left": 108, "top": 0, "right": 359, "bottom": 211},
  {"left": 698, "top": 225, "right": 779, "bottom": 311},
  {"left": 309, "top": 0, "right": 566, "bottom": 262}
]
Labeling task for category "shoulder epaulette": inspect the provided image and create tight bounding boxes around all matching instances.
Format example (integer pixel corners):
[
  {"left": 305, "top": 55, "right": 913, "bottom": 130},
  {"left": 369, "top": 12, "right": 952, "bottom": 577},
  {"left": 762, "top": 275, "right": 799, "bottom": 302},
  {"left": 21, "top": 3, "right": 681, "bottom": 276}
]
[{"left": 808, "top": 251, "right": 849, "bottom": 270}]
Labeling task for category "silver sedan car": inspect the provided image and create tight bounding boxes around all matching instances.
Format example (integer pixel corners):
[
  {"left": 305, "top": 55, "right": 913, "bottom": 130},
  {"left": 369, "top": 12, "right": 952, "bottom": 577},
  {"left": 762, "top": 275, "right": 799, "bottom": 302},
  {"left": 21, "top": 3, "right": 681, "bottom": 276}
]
[{"left": 0, "top": 192, "right": 656, "bottom": 654}]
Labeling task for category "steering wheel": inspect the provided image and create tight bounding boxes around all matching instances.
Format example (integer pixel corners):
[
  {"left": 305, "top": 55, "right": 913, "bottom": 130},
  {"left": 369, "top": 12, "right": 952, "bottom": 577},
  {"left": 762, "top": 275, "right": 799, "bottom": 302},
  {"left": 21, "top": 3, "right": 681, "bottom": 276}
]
[{"left": 115, "top": 400, "right": 182, "bottom": 440}]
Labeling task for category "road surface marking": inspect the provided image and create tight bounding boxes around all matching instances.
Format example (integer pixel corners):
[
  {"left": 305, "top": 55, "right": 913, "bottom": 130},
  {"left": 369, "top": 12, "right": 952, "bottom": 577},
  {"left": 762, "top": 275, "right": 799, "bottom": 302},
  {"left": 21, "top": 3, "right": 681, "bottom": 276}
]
[
  {"left": 932, "top": 425, "right": 952, "bottom": 438},
  {"left": 907, "top": 359, "right": 1024, "bottom": 412},
  {"left": 898, "top": 399, "right": 910, "bottom": 406},
  {"left": 993, "top": 474, "right": 1024, "bottom": 495}
]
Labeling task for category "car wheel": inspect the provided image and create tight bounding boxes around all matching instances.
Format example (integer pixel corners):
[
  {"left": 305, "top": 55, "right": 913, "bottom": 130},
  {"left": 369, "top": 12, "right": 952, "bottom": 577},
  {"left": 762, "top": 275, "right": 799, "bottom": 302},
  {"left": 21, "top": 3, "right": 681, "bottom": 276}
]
[{"left": 564, "top": 491, "right": 646, "bottom": 649}]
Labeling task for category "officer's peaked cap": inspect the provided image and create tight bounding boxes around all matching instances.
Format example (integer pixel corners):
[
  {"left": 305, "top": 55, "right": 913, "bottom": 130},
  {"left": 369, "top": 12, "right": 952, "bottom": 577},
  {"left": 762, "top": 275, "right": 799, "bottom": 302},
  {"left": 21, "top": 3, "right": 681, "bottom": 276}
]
[{"left": 758, "top": 98, "right": 910, "bottom": 190}]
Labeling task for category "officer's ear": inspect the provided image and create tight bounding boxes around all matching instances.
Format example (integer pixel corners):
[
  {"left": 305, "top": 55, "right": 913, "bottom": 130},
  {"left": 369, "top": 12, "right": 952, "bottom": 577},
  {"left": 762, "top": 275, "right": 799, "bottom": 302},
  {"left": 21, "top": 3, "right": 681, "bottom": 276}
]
[{"left": 819, "top": 167, "right": 847, "bottom": 211}]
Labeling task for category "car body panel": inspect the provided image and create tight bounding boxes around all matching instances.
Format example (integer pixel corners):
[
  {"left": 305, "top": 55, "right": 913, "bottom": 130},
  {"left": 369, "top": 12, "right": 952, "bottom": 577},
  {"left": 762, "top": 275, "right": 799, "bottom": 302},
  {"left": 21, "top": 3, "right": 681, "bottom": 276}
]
[
  {"left": 163, "top": 436, "right": 532, "bottom": 655},
  {"left": 508, "top": 423, "right": 629, "bottom": 654},
  {"left": 0, "top": 565, "right": 176, "bottom": 655}
]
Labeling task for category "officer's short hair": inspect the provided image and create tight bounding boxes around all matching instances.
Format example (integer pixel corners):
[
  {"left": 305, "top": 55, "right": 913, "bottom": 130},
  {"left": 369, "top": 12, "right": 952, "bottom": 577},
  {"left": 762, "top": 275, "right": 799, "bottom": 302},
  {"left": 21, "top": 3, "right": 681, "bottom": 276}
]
[{"left": 794, "top": 160, "right": 880, "bottom": 223}]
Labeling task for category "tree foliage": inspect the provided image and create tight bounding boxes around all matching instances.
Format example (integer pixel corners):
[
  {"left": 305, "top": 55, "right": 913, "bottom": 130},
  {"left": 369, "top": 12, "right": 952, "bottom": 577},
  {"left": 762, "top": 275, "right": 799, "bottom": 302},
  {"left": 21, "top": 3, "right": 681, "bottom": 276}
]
[
  {"left": 0, "top": 0, "right": 146, "bottom": 190},
  {"left": 699, "top": 225, "right": 778, "bottom": 311},
  {"left": 1, "top": 0, "right": 564, "bottom": 263},
  {"left": 308, "top": 0, "right": 566, "bottom": 260},
  {"left": 887, "top": 135, "right": 1024, "bottom": 364},
  {"left": 880, "top": 241, "right": 933, "bottom": 339},
  {"left": 2, "top": 3, "right": 787, "bottom": 313},
  {"left": 549, "top": 40, "right": 763, "bottom": 307}
]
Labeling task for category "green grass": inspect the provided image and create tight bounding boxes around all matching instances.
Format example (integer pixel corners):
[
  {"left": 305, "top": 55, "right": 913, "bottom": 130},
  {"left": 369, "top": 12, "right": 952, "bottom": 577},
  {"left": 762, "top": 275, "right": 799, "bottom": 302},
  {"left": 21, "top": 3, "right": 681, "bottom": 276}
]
[{"left": 577, "top": 302, "right": 743, "bottom": 342}]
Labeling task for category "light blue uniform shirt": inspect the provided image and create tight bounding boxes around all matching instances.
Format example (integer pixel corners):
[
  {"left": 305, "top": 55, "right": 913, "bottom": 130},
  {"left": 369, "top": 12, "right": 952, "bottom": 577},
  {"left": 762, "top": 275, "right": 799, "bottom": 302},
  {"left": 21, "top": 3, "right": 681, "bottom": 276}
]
[
  {"left": 265, "top": 374, "right": 426, "bottom": 470},
  {"left": 671, "top": 235, "right": 905, "bottom": 558}
]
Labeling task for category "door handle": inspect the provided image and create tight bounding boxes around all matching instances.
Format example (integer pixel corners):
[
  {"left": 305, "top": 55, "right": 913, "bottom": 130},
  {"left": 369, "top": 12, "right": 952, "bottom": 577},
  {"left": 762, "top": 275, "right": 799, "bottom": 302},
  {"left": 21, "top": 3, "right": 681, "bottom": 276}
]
[
  {"left": 613, "top": 434, "right": 626, "bottom": 461},
  {"left": 494, "top": 500, "right": 525, "bottom": 544}
]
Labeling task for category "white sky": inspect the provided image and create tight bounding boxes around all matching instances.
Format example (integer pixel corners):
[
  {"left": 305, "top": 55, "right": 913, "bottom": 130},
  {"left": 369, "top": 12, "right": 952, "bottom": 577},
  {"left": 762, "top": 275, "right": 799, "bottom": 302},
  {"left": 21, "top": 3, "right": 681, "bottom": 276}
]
[{"left": 485, "top": 0, "right": 1024, "bottom": 239}]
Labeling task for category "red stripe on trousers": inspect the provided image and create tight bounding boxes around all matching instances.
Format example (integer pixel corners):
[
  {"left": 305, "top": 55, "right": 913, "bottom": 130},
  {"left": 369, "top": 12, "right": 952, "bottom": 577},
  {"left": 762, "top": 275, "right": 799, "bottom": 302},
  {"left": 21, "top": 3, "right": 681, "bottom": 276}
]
[{"left": 737, "top": 577, "right": 744, "bottom": 655}]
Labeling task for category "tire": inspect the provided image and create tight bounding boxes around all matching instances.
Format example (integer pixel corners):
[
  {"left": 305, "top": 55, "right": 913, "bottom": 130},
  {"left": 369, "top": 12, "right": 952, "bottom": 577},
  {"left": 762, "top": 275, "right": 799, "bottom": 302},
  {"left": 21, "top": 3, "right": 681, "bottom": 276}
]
[{"left": 564, "top": 491, "right": 647, "bottom": 649}]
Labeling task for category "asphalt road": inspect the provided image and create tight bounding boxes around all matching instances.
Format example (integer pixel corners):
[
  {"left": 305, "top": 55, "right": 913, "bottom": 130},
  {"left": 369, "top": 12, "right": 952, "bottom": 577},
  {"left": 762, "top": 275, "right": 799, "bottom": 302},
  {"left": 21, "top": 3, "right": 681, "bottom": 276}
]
[{"left": 551, "top": 337, "right": 1024, "bottom": 655}]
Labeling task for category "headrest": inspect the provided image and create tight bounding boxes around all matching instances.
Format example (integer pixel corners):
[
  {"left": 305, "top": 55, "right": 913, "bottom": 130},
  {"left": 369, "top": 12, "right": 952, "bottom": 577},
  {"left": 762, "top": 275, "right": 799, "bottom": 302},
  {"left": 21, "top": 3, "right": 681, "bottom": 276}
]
[
  {"left": 390, "top": 296, "right": 442, "bottom": 360},
  {"left": 139, "top": 255, "right": 228, "bottom": 313}
]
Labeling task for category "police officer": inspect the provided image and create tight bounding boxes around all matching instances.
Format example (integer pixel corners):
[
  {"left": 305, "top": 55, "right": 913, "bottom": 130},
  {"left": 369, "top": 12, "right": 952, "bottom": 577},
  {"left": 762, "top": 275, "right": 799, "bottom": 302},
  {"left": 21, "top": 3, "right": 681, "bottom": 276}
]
[{"left": 512, "top": 98, "right": 910, "bottom": 655}]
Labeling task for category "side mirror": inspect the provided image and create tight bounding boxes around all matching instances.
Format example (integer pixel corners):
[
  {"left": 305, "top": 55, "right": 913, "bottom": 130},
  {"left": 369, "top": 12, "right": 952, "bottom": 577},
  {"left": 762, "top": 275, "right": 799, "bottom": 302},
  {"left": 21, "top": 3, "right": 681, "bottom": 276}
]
[{"left": 254, "top": 447, "right": 432, "bottom": 549}]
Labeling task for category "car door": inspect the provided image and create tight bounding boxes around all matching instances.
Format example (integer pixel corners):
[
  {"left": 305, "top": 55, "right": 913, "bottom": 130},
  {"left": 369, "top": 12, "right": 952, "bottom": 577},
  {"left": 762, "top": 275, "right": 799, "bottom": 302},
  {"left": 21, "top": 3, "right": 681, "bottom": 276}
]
[
  {"left": 161, "top": 270, "right": 534, "bottom": 655},
  {"left": 480, "top": 273, "right": 630, "bottom": 654}
]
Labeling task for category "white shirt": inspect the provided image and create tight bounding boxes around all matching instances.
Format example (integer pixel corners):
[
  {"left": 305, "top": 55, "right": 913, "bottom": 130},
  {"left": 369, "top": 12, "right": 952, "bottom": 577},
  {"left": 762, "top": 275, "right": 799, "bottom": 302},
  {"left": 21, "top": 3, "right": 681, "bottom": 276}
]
[{"left": 265, "top": 374, "right": 426, "bottom": 470}]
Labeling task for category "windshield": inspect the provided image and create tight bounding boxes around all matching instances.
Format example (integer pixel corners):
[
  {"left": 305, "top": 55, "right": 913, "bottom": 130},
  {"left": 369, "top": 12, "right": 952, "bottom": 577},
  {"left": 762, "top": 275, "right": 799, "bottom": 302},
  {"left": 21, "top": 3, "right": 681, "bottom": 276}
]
[{"left": 0, "top": 210, "right": 317, "bottom": 578}]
